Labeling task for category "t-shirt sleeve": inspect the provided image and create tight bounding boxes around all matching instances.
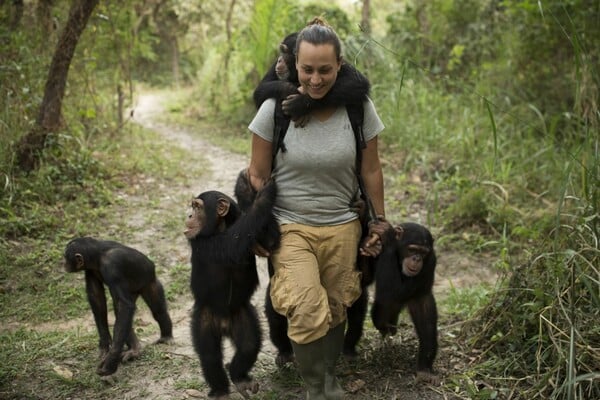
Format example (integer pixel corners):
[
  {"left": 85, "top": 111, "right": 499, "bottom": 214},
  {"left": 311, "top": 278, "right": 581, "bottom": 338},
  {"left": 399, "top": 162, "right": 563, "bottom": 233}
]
[
  {"left": 248, "top": 98, "right": 276, "bottom": 142},
  {"left": 362, "top": 97, "right": 385, "bottom": 142}
]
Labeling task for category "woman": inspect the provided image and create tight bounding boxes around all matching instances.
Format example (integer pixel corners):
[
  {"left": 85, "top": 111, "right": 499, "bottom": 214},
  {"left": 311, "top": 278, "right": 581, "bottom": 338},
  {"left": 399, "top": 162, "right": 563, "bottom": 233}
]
[{"left": 247, "top": 17, "right": 386, "bottom": 400}]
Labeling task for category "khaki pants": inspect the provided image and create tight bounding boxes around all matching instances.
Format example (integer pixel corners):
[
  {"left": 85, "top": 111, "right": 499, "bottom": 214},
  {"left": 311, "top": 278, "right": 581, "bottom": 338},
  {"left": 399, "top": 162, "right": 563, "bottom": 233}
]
[{"left": 270, "top": 220, "right": 362, "bottom": 344}]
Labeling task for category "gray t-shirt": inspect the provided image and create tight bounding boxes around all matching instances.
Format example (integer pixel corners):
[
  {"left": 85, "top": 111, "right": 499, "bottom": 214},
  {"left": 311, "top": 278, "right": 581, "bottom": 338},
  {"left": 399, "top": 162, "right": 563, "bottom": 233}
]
[{"left": 249, "top": 97, "right": 384, "bottom": 226}]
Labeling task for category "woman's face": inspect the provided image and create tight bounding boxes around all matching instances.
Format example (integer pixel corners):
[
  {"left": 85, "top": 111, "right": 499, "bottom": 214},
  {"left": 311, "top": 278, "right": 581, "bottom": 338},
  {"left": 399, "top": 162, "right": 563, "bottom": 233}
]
[{"left": 295, "top": 41, "right": 341, "bottom": 100}]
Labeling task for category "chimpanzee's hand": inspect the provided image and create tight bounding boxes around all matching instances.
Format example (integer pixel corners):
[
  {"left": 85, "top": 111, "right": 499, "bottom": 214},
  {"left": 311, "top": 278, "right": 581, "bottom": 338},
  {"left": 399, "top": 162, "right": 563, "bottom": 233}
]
[
  {"left": 282, "top": 93, "right": 313, "bottom": 122},
  {"left": 349, "top": 198, "right": 366, "bottom": 219},
  {"left": 359, "top": 219, "right": 393, "bottom": 257},
  {"left": 252, "top": 243, "right": 271, "bottom": 257},
  {"left": 280, "top": 81, "right": 298, "bottom": 99}
]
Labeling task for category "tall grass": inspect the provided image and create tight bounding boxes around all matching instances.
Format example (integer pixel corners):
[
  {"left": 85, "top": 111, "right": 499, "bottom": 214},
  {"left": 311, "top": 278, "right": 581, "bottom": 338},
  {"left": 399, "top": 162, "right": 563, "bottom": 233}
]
[{"left": 456, "top": 118, "right": 599, "bottom": 400}]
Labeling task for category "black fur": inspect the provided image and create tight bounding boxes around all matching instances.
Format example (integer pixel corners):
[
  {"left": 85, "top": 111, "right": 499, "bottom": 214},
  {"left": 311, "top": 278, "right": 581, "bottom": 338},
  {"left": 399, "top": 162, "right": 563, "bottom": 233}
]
[
  {"left": 63, "top": 237, "right": 173, "bottom": 376},
  {"left": 252, "top": 30, "right": 370, "bottom": 119},
  {"left": 187, "top": 181, "right": 279, "bottom": 397}
]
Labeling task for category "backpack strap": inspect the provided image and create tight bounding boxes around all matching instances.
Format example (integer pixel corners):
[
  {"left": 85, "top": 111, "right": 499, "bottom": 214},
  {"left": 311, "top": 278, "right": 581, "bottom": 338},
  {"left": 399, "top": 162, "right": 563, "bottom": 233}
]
[{"left": 272, "top": 98, "right": 291, "bottom": 167}]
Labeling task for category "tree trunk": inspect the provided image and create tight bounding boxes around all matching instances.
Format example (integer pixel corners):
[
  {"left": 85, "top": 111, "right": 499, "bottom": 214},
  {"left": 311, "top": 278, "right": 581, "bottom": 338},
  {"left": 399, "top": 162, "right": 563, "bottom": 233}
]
[
  {"left": 361, "top": 0, "right": 370, "bottom": 35},
  {"left": 171, "top": 36, "right": 180, "bottom": 87},
  {"left": 16, "top": 0, "right": 99, "bottom": 172}
]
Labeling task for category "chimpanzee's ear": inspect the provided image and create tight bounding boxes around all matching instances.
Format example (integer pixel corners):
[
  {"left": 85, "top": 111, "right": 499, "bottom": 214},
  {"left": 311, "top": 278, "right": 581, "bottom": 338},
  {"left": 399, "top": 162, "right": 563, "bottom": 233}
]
[
  {"left": 75, "top": 253, "right": 84, "bottom": 270},
  {"left": 216, "top": 197, "right": 231, "bottom": 217}
]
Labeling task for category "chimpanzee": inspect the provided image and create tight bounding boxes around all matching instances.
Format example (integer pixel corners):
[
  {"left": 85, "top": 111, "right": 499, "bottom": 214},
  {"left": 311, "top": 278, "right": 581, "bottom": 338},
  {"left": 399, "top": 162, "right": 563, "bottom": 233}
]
[
  {"left": 253, "top": 31, "right": 371, "bottom": 120},
  {"left": 233, "top": 169, "right": 291, "bottom": 366},
  {"left": 364, "top": 222, "right": 438, "bottom": 383},
  {"left": 185, "top": 180, "right": 279, "bottom": 399},
  {"left": 63, "top": 237, "right": 173, "bottom": 376}
]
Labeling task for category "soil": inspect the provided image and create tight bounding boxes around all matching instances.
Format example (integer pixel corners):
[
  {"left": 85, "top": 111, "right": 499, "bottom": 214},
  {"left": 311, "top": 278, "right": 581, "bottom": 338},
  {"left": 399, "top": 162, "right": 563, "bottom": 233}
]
[{"left": 23, "top": 92, "right": 497, "bottom": 399}]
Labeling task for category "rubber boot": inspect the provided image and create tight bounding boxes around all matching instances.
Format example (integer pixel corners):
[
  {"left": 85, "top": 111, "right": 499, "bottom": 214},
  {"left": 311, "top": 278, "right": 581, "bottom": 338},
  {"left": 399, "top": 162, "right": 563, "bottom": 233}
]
[
  {"left": 323, "top": 322, "right": 346, "bottom": 400},
  {"left": 291, "top": 336, "right": 327, "bottom": 400}
]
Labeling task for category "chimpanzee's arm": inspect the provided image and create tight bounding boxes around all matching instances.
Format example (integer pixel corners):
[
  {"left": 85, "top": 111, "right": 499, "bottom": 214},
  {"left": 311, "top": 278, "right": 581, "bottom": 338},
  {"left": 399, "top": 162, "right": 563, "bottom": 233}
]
[
  {"left": 373, "top": 244, "right": 403, "bottom": 304},
  {"left": 85, "top": 271, "right": 111, "bottom": 352},
  {"left": 282, "top": 63, "right": 370, "bottom": 119},
  {"left": 253, "top": 65, "right": 298, "bottom": 108},
  {"left": 407, "top": 292, "right": 438, "bottom": 374},
  {"left": 194, "top": 181, "right": 277, "bottom": 264},
  {"left": 325, "top": 64, "right": 371, "bottom": 106},
  {"left": 107, "top": 283, "right": 136, "bottom": 354},
  {"left": 96, "top": 271, "right": 137, "bottom": 376}
]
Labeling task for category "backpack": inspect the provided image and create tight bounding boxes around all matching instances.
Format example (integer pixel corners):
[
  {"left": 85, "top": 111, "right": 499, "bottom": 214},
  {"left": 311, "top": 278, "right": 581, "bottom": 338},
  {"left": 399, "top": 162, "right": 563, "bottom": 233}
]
[{"left": 271, "top": 99, "right": 377, "bottom": 223}]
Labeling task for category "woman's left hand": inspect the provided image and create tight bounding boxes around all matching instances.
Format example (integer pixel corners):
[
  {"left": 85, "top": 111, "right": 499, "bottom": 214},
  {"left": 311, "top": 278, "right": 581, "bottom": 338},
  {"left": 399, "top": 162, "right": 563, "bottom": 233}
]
[{"left": 359, "top": 219, "right": 392, "bottom": 257}]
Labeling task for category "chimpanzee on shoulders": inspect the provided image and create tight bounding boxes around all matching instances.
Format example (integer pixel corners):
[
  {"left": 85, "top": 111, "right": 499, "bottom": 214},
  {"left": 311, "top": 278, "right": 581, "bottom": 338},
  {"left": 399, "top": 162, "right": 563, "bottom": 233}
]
[
  {"left": 253, "top": 31, "right": 371, "bottom": 121},
  {"left": 185, "top": 179, "right": 279, "bottom": 399},
  {"left": 63, "top": 237, "right": 173, "bottom": 376},
  {"left": 367, "top": 222, "right": 439, "bottom": 384}
]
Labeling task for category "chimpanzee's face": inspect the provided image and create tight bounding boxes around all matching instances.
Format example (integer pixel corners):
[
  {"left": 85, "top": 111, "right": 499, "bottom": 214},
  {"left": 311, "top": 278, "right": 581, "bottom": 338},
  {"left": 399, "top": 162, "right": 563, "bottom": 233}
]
[
  {"left": 401, "top": 245, "right": 430, "bottom": 277},
  {"left": 184, "top": 198, "right": 206, "bottom": 239},
  {"left": 184, "top": 194, "right": 231, "bottom": 239}
]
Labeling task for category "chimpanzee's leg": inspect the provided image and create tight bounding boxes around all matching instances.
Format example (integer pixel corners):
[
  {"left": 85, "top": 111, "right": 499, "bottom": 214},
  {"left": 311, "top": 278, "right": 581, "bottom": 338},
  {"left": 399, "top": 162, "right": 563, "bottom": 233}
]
[
  {"left": 228, "top": 304, "right": 261, "bottom": 396},
  {"left": 343, "top": 289, "right": 368, "bottom": 357},
  {"left": 407, "top": 293, "right": 438, "bottom": 374},
  {"left": 141, "top": 279, "right": 173, "bottom": 342},
  {"left": 122, "top": 328, "right": 141, "bottom": 362},
  {"left": 191, "top": 306, "right": 229, "bottom": 397},
  {"left": 265, "top": 282, "right": 294, "bottom": 366}
]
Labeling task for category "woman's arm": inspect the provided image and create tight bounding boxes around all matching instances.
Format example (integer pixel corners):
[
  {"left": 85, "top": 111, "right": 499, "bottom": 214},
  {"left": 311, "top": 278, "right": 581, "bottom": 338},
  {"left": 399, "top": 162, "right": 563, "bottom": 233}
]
[
  {"left": 360, "top": 136, "right": 385, "bottom": 219},
  {"left": 248, "top": 133, "right": 273, "bottom": 191},
  {"left": 360, "top": 136, "right": 387, "bottom": 257}
]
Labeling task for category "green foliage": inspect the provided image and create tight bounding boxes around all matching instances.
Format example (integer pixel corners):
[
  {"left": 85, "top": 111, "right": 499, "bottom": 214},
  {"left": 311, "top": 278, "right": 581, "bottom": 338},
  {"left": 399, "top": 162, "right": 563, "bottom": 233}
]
[
  {"left": 302, "top": 3, "right": 354, "bottom": 38},
  {"left": 443, "top": 283, "right": 493, "bottom": 319},
  {"left": 461, "top": 132, "right": 599, "bottom": 399},
  {"left": 446, "top": 187, "right": 490, "bottom": 227},
  {"left": 498, "top": 0, "right": 600, "bottom": 131},
  {"left": 0, "top": 29, "right": 48, "bottom": 163},
  {"left": 165, "top": 264, "right": 192, "bottom": 301},
  {"left": 248, "top": 0, "right": 299, "bottom": 79}
]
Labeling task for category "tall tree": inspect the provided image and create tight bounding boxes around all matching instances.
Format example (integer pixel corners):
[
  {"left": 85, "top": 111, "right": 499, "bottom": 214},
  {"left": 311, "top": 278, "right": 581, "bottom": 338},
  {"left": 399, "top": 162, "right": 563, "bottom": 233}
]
[{"left": 16, "top": 0, "right": 99, "bottom": 172}]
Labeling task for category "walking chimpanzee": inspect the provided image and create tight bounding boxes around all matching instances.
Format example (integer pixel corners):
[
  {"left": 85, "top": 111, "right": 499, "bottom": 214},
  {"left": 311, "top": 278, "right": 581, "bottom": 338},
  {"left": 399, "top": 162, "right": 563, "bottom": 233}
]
[
  {"left": 63, "top": 237, "right": 173, "bottom": 376},
  {"left": 357, "top": 222, "right": 439, "bottom": 383},
  {"left": 185, "top": 179, "right": 279, "bottom": 399}
]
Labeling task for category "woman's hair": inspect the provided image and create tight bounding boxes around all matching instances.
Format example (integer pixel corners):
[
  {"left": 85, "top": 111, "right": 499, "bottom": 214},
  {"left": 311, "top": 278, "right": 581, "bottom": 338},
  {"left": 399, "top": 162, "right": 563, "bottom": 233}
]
[{"left": 295, "top": 17, "right": 342, "bottom": 61}]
